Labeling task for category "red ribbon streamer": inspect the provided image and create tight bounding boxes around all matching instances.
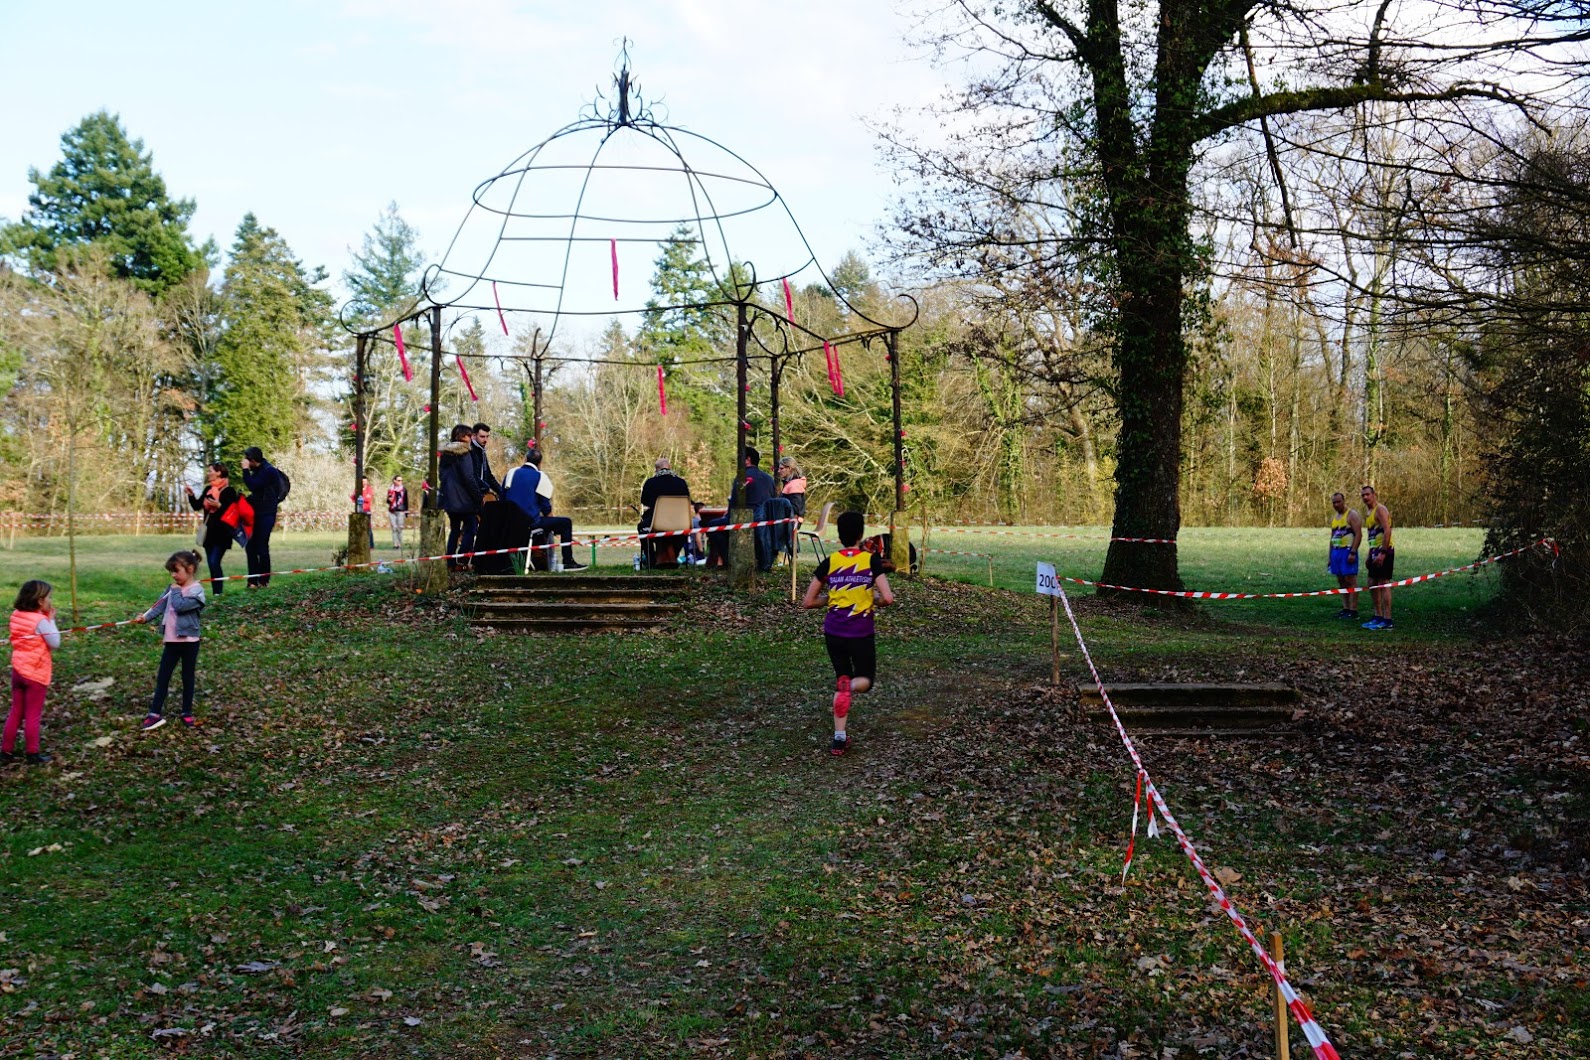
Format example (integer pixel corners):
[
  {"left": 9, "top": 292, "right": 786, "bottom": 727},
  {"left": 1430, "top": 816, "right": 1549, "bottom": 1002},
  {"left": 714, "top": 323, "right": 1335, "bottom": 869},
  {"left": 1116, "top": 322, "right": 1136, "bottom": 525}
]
[
  {"left": 831, "top": 343, "right": 845, "bottom": 397},
  {"left": 823, "top": 341, "right": 837, "bottom": 393},
  {"left": 456, "top": 356, "right": 478, "bottom": 402},
  {"left": 656, "top": 364, "right": 667, "bottom": 416},
  {"left": 611, "top": 239, "right": 619, "bottom": 301},
  {"left": 492, "top": 281, "right": 509, "bottom": 335},
  {"left": 782, "top": 277, "right": 795, "bottom": 326},
  {"left": 393, "top": 325, "right": 413, "bottom": 382}
]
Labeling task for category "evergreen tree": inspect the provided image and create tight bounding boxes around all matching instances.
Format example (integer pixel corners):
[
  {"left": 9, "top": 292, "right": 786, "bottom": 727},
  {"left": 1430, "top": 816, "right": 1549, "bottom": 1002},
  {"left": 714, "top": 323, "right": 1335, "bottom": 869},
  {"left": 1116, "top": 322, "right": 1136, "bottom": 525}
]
[
  {"left": 0, "top": 111, "right": 201, "bottom": 296},
  {"left": 342, "top": 202, "right": 424, "bottom": 320},
  {"left": 635, "top": 225, "right": 731, "bottom": 362},
  {"left": 205, "top": 214, "right": 332, "bottom": 459}
]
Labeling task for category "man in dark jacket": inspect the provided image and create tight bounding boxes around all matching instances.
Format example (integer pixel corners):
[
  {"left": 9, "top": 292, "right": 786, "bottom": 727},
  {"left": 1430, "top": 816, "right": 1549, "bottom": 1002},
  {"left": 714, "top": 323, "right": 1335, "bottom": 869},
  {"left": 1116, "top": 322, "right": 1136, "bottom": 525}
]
[
  {"left": 440, "top": 424, "right": 483, "bottom": 571},
  {"left": 639, "top": 456, "right": 691, "bottom": 532},
  {"left": 471, "top": 423, "right": 503, "bottom": 496},
  {"left": 727, "top": 446, "right": 777, "bottom": 511},
  {"left": 241, "top": 447, "right": 282, "bottom": 588}
]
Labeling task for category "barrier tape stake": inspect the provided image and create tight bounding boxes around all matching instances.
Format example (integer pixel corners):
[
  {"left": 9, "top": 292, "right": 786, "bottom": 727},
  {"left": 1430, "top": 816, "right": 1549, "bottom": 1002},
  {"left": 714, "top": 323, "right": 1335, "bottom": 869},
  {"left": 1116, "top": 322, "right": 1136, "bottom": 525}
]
[
  {"left": 1049, "top": 594, "right": 1060, "bottom": 686},
  {"left": 1272, "top": 931, "right": 1290, "bottom": 1060},
  {"left": 987, "top": 554, "right": 993, "bottom": 587}
]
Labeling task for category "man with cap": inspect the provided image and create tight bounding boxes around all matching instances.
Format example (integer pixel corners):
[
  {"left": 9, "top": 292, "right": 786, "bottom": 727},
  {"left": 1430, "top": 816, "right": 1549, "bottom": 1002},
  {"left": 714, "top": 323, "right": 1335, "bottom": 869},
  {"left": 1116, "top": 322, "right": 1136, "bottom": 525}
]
[{"left": 241, "top": 446, "right": 283, "bottom": 588}]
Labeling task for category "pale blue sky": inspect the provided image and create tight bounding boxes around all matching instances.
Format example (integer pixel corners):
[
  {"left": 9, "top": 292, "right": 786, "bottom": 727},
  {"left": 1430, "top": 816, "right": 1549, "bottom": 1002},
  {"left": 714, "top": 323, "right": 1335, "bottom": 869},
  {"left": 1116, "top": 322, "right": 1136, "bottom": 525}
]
[{"left": 0, "top": 1, "right": 952, "bottom": 313}]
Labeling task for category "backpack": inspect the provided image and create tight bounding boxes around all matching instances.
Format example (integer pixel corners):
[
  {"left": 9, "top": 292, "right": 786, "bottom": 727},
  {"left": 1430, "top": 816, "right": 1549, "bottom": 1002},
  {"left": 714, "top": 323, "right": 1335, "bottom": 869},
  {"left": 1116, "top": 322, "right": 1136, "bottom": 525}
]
[{"left": 275, "top": 468, "right": 292, "bottom": 505}]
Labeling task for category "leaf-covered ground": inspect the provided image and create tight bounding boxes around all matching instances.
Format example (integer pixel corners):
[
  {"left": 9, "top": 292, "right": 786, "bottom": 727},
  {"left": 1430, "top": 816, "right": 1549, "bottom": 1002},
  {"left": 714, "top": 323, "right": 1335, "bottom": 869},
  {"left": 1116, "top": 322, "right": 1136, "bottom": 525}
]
[{"left": 0, "top": 531, "right": 1585, "bottom": 1057}]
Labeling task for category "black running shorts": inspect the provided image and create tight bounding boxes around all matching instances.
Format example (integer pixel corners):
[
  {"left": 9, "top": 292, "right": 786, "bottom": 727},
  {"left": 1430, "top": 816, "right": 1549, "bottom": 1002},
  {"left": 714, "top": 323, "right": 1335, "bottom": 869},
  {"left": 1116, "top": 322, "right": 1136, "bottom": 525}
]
[
  {"left": 1367, "top": 546, "right": 1395, "bottom": 584},
  {"left": 824, "top": 633, "right": 876, "bottom": 681}
]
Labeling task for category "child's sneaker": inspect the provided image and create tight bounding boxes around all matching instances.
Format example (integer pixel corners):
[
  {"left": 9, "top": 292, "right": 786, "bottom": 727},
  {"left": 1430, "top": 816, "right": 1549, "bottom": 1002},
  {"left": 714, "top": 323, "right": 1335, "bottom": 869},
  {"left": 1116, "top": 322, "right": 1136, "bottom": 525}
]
[
  {"left": 830, "top": 734, "right": 850, "bottom": 756},
  {"left": 141, "top": 713, "right": 167, "bottom": 731},
  {"left": 0, "top": 750, "right": 18, "bottom": 766},
  {"left": 25, "top": 751, "right": 52, "bottom": 766},
  {"left": 180, "top": 714, "right": 199, "bottom": 728}
]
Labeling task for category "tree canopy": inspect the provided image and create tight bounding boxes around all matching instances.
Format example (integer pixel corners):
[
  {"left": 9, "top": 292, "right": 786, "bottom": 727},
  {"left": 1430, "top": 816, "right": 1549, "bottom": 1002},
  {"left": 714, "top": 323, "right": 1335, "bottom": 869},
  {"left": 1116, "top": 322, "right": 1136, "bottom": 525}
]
[{"left": 0, "top": 110, "right": 203, "bottom": 296}]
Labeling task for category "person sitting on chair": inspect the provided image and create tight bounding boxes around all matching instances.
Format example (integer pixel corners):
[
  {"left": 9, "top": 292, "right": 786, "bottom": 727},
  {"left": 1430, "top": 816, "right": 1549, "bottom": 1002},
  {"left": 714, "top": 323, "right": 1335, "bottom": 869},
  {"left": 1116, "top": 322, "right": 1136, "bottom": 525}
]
[
  {"left": 777, "top": 456, "right": 807, "bottom": 518},
  {"left": 639, "top": 456, "right": 692, "bottom": 532},
  {"left": 502, "top": 445, "right": 587, "bottom": 571}
]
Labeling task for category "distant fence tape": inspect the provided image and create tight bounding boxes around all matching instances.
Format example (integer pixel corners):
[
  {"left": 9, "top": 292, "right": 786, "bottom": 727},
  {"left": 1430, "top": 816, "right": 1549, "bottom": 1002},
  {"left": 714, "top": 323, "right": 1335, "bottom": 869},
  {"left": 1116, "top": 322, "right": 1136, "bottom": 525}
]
[{"left": 1058, "top": 538, "right": 1556, "bottom": 599}]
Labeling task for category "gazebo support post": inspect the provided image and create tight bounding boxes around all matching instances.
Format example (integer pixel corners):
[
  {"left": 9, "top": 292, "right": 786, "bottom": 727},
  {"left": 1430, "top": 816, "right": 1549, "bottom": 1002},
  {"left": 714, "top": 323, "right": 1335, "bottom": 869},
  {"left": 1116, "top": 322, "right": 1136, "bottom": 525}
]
[
  {"left": 418, "top": 307, "right": 448, "bottom": 592},
  {"left": 770, "top": 353, "right": 781, "bottom": 464},
  {"left": 887, "top": 330, "right": 911, "bottom": 576},
  {"left": 347, "top": 333, "right": 372, "bottom": 573},
  {"left": 728, "top": 298, "right": 755, "bottom": 590}
]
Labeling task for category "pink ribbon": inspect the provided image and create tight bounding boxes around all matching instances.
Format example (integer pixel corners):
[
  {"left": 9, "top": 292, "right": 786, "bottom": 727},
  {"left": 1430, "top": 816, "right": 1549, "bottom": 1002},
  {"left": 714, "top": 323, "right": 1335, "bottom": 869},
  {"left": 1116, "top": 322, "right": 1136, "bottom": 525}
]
[
  {"left": 823, "top": 341, "right": 837, "bottom": 393},
  {"left": 657, "top": 364, "right": 668, "bottom": 416},
  {"left": 456, "top": 356, "right": 478, "bottom": 402},
  {"left": 831, "top": 342, "right": 845, "bottom": 396},
  {"left": 782, "top": 277, "right": 795, "bottom": 326},
  {"left": 611, "top": 239, "right": 619, "bottom": 300},
  {"left": 394, "top": 325, "right": 413, "bottom": 382},
  {"left": 492, "top": 281, "right": 508, "bottom": 335}
]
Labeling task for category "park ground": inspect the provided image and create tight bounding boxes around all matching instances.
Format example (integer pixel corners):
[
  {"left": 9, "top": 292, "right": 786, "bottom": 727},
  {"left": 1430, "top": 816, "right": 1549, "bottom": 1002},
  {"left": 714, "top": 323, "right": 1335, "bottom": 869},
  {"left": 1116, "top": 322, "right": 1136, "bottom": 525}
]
[{"left": 0, "top": 527, "right": 1585, "bottom": 1057}]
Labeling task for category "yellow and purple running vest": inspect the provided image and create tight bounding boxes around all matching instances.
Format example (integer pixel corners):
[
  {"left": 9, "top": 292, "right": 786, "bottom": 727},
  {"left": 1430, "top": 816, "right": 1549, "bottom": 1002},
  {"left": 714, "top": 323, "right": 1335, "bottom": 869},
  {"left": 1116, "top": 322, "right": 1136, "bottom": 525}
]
[
  {"left": 1329, "top": 510, "right": 1353, "bottom": 551},
  {"left": 823, "top": 549, "right": 879, "bottom": 637}
]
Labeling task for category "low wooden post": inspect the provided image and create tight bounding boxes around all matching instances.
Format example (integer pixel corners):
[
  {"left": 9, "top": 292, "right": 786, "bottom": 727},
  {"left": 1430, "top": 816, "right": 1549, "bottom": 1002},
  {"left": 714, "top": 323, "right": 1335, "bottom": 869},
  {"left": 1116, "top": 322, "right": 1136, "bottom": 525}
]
[
  {"left": 727, "top": 507, "right": 755, "bottom": 590},
  {"left": 986, "top": 554, "right": 994, "bottom": 587},
  {"left": 1271, "top": 931, "right": 1290, "bottom": 1060},
  {"left": 1050, "top": 595, "right": 1060, "bottom": 686},
  {"left": 347, "top": 512, "right": 372, "bottom": 572},
  {"left": 789, "top": 542, "right": 798, "bottom": 602}
]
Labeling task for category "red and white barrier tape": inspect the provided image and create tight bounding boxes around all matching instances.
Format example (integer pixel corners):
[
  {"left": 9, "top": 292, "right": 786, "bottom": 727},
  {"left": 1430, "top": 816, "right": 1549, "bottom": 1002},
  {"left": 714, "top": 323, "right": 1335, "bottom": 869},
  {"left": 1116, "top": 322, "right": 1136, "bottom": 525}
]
[
  {"left": 936, "top": 527, "right": 1176, "bottom": 544},
  {"left": 921, "top": 547, "right": 993, "bottom": 559},
  {"left": 1053, "top": 579, "right": 1341, "bottom": 1059},
  {"left": 1059, "top": 538, "right": 1556, "bottom": 599}
]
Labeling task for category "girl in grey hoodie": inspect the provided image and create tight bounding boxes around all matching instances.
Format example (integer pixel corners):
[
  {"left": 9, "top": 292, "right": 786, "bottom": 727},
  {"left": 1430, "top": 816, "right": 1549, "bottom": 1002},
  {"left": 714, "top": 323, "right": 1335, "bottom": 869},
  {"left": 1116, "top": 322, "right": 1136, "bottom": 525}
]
[{"left": 133, "top": 550, "right": 207, "bottom": 730}]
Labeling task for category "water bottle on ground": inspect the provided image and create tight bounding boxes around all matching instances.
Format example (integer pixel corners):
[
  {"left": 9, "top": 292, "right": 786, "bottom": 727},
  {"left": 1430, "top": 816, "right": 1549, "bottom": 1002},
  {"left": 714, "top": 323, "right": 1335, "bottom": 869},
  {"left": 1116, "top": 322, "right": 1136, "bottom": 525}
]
[{"left": 550, "top": 537, "right": 563, "bottom": 572}]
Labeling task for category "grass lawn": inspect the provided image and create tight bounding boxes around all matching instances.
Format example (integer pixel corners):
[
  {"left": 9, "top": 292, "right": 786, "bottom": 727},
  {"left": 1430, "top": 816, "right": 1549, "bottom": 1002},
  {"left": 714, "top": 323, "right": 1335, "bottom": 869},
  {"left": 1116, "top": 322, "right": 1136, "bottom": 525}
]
[{"left": 0, "top": 528, "right": 1584, "bottom": 1057}]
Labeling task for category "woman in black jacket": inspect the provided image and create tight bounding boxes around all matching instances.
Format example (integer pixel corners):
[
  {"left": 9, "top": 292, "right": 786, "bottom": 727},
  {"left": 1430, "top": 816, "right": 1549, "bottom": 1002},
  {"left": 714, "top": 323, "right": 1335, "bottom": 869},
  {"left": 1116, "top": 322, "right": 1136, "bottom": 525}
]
[
  {"left": 185, "top": 462, "right": 240, "bottom": 594},
  {"left": 439, "top": 424, "right": 483, "bottom": 571}
]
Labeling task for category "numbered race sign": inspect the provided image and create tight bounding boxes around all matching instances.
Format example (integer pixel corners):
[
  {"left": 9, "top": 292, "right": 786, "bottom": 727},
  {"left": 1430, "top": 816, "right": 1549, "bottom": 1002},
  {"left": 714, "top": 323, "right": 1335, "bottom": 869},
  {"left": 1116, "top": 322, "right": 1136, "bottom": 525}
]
[{"left": 1036, "top": 562, "right": 1062, "bottom": 597}]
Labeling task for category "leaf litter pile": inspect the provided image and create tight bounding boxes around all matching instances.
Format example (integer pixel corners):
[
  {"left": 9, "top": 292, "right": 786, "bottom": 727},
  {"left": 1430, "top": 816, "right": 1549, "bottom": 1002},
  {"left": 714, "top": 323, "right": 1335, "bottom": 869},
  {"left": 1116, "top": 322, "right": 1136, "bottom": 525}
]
[{"left": 0, "top": 573, "right": 1585, "bottom": 1057}]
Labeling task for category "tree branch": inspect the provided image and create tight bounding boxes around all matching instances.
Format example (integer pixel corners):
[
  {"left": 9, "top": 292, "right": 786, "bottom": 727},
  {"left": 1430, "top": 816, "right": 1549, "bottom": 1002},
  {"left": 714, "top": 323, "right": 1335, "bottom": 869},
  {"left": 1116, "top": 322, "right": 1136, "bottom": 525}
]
[{"left": 1196, "top": 82, "right": 1533, "bottom": 141}]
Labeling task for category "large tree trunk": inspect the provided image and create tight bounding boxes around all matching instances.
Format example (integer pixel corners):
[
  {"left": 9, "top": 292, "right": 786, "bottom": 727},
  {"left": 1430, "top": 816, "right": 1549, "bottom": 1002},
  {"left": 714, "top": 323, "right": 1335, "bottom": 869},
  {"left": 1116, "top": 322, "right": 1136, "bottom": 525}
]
[{"left": 1100, "top": 260, "right": 1186, "bottom": 589}]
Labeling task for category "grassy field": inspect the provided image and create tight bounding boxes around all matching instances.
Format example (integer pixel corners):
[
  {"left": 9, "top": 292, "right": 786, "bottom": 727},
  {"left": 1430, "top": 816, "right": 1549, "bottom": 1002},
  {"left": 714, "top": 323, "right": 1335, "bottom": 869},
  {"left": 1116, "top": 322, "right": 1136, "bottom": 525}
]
[{"left": 0, "top": 528, "right": 1584, "bottom": 1057}]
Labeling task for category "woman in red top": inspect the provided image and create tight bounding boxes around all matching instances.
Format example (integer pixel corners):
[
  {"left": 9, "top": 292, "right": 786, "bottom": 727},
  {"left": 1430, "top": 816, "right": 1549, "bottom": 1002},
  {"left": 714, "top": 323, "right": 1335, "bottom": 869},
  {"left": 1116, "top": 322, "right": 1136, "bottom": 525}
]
[{"left": 186, "top": 463, "right": 239, "bottom": 596}]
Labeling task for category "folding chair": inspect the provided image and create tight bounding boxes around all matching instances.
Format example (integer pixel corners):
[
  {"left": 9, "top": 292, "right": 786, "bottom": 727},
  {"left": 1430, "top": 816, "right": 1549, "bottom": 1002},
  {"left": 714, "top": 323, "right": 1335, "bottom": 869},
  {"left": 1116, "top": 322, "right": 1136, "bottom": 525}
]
[
  {"left": 799, "top": 501, "right": 833, "bottom": 562},
  {"left": 647, "top": 495, "right": 694, "bottom": 568}
]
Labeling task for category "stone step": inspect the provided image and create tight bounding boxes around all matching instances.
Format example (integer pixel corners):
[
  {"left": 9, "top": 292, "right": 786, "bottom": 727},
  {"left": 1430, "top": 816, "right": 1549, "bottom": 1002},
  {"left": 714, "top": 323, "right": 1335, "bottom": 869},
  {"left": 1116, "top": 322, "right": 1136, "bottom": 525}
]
[
  {"left": 473, "top": 574, "right": 688, "bottom": 592},
  {"left": 469, "top": 601, "right": 681, "bottom": 619},
  {"left": 470, "top": 587, "right": 686, "bottom": 604},
  {"left": 469, "top": 617, "right": 669, "bottom": 634},
  {"left": 1086, "top": 703, "right": 1299, "bottom": 728},
  {"left": 1076, "top": 682, "right": 1298, "bottom": 708}
]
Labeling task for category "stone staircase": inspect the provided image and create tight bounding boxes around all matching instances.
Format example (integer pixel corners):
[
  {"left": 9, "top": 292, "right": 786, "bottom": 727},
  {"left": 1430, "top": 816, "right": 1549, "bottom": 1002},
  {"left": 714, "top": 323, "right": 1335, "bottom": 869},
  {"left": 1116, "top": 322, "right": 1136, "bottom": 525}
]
[
  {"left": 1079, "top": 682, "right": 1300, "bottom": 736},
  {"left": 468, "top": 574, "right": 688, "bottom": 634}
]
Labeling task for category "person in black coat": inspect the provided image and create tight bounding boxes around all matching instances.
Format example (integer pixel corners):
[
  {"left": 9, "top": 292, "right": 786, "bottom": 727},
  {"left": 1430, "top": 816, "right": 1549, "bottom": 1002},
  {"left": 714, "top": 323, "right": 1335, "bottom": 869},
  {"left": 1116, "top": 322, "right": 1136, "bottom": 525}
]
[
  {"left": 241, "top": 447, "right": 282, "bottom": 588},
  {"left": 186, "top": 462, "right": 240, "bottom": 595},
  {"left": 439, "top": 424, "right": 483, "bottom": 571}
]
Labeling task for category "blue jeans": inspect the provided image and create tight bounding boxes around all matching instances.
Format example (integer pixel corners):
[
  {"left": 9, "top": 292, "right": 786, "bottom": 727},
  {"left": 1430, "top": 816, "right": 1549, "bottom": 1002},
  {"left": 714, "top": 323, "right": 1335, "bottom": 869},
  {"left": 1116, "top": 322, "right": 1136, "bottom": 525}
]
[{"left": 205, "top": 545, "right": 227, "bottom": 593}]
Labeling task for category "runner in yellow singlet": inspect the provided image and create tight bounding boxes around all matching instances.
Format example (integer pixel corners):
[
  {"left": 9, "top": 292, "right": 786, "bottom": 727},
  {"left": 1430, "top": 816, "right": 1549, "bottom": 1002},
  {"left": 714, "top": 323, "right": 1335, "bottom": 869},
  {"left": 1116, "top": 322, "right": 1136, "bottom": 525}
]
[
  {"left": 1360, "top": 485, "right": 1394, "bottom": 630},
  {"left": 1327, "top": 492, "right": 1363, "bottom": 620}
]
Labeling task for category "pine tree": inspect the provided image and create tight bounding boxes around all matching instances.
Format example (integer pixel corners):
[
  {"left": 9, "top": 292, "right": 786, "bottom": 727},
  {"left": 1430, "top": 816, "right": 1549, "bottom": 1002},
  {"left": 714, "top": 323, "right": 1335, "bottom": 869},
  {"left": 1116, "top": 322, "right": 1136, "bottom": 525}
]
[
  {"left": 342, "top": 202, "right": 424, "bottom": 321},
  {"left": 0, "top": 111, "right": 201, "bottom": 296},
  {"left": 204, "top": 214, "right": 332, "bottom": 459}
]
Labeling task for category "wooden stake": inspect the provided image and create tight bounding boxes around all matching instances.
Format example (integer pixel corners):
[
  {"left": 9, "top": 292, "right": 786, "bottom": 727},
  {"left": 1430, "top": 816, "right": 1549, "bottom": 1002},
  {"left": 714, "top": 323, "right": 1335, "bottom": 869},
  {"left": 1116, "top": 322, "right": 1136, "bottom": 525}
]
[
  {"left": 1271, "top": 931, "right": 1290, "bottom": 1060},
  {"left": 1049, "top": 594, "right": 1060, "bottom": 686}
]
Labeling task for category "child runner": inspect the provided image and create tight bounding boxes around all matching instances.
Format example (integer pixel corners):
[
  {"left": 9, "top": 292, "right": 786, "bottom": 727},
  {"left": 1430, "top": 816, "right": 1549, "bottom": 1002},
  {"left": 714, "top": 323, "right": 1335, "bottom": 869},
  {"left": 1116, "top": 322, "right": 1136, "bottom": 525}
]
[
  {"left": 5, "top": 580, "right": 61, "bottom": 765},
  {"left": 801, "top": 511, "right": 895, "bottom": 756},
  {"left": 133, "top": 550, "right": 207, "bottom": 730}
]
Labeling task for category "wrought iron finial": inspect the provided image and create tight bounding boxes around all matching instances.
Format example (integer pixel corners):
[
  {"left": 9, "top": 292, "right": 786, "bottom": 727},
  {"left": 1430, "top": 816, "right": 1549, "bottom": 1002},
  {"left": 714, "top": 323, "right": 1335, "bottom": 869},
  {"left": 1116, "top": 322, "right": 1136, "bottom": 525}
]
[{"left": 591, "top": 38, "right": 650, "bottom": 128}]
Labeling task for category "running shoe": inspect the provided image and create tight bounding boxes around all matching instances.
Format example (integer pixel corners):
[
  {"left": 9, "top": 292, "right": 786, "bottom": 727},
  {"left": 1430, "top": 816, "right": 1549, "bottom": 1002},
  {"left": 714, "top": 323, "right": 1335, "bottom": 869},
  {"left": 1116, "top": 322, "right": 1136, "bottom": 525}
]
[
  {"left": 562, "top": 561, "right": 589, "bottom": 572},
  {"left": 1361, "top": 618, "right": 1386, "bottom": 630},
  {"left": 141, "top": 714, "right": 167, "bottom": 731},
  {"left": 1334, "top": 609, "right": 1358, "bottom": 620},
  {"left": 830, "top": 734, "right": 850, "bottom": 757},
  {"left": 181, "top": 714, "right": 200, "bottom": 728},
  {"left": 1377, "top": 620, "right": 1394, "bottom": 631}
]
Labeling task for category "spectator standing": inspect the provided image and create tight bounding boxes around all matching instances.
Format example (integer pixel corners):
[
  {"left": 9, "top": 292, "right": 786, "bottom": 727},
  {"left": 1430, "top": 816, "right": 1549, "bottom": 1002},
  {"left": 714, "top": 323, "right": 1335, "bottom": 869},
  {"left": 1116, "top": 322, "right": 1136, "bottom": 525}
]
[
  {"left": 241, "top": 447, "right": 282, "bottom": 588},
  {"left": 386, "top": 475, "right": 409, "bottom": 550},
  {"left": 186, "top": 463, "right": 239, "bottom": 595},
  {"left": 502, "top": 446, "right": 587, "bottom": 571},
  {"left": 471, "top": 423, "right": 503, "bottom": 498},
  {"left": 777, "top": 456, "right": 808, "bottom": 517},
  {"left": 440, "top": 424, "right": 483, "bottom": 571},
  {"left": 5, "top": 580, "right": 60, "bottom": 766}
]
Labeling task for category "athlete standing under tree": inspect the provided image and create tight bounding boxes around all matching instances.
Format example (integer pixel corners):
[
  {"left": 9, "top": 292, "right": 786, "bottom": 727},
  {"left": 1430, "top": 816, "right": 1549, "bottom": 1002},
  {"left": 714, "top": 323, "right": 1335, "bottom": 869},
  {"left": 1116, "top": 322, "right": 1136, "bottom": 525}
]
[
  {"left": 1327, "top": 492, "right": 1363, "bottom": 620},
  {"left": 801, "top": 511, "right": 895, "bottom": 756},
  {"left": 1361, "top": 485, "right": 1395, "bottom": 630}
]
